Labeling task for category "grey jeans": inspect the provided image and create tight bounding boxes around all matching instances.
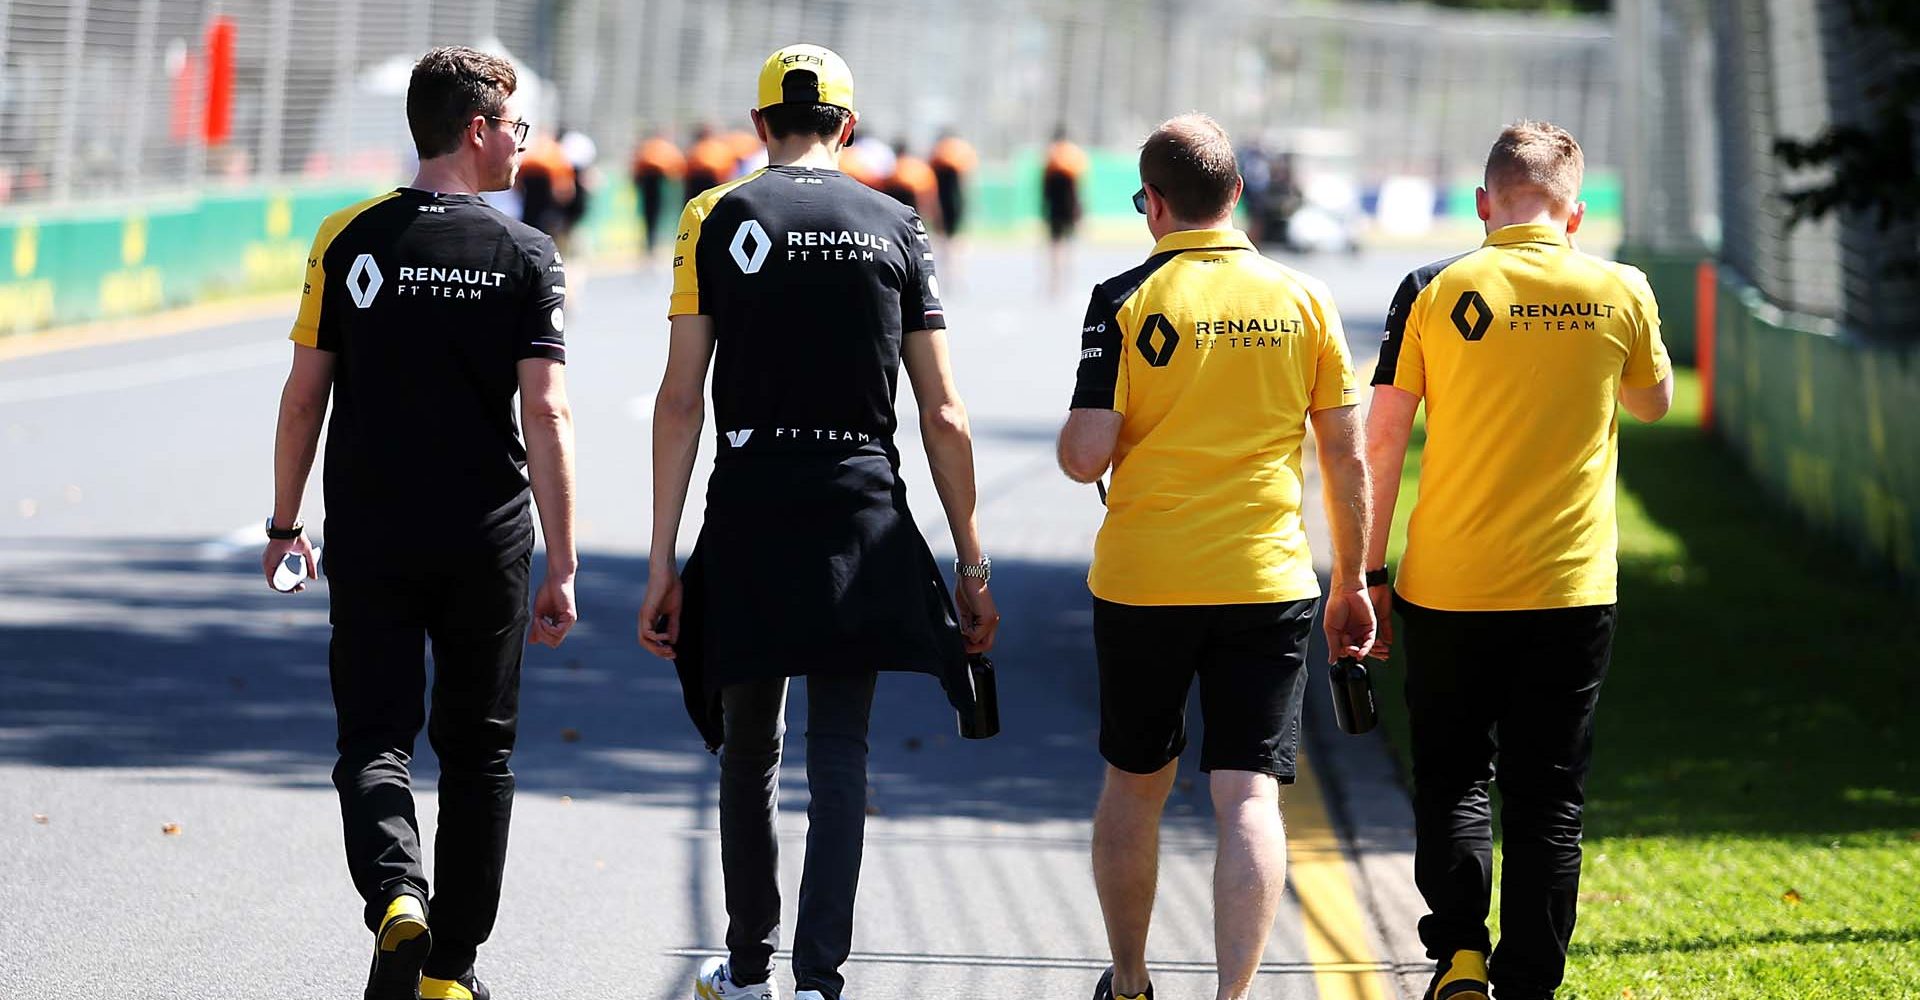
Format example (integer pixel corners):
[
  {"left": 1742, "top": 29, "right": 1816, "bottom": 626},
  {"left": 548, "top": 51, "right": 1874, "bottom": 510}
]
[{"left": 719, "top": 672, "right": 878, "bottom": 1000}]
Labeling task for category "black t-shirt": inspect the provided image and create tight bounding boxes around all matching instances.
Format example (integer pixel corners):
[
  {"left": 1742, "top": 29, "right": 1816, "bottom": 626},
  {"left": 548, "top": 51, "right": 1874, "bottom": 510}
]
[
  {"left": 290, "top": 187, "right": 567, "bottom": 567},
  {"left": 668, "top": 164, "right": 945, "bottom": 454}
]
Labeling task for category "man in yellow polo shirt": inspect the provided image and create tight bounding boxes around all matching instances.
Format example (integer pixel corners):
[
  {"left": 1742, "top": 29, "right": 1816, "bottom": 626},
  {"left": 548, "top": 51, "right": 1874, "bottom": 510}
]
[
  {"left": 1364, "top": 121, "right": 1672, "bottom": 1000},
  {"left": 1057, "top": 113, "right": 1374, "bottom": 1000}
]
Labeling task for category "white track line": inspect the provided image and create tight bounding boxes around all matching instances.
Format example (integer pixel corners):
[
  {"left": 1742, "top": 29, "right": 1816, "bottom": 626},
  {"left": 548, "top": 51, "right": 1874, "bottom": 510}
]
[{"left": 0, "top": 342, "right": 284, "bottom": 404}]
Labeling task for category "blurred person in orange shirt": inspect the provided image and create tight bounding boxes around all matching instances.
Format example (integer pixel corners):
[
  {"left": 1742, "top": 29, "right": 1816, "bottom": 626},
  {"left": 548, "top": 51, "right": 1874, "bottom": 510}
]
[
  {"left": 631, "top": 128, "right": 686, "bottom": 265},
  {"left": 1042, "top": 126, "right": 1088, "bottom": 297},
  {"left": 685, "top": 124, "right": 736, "bottom": 201},
  {"left": 929, "top": 130, "right": 978, "bottom": 287},
  {"left": 880, "top": 140, "right": 941, "bottom": 226},
  {"left": 517, "top": 131, "right": 578, "bottom": 252}
]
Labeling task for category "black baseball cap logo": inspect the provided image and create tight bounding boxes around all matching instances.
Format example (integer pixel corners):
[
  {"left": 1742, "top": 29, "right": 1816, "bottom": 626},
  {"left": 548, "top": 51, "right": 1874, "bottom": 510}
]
[
  {"left": 1136, "top": 313, "right": 1178, "bottom": 367},
  {"left": 1451, "top": 290, "right": 1493, "bottom": 342}
]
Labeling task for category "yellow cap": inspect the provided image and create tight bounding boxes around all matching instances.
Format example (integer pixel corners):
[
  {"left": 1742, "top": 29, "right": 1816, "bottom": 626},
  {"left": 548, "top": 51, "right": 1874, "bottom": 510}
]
[{"left": 756, "top": 44, "right": 855, "bottom": 113}]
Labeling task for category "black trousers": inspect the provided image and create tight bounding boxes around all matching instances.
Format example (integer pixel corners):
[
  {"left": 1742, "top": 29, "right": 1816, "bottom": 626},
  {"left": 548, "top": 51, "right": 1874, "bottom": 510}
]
[
  {"left": 1396, "top": 597, "right": 1617, "bottom": 1000},
  {"left": 719, "top": 672, "right": 878, "bottom": 1000},
  {"left": 326, "top": 551, "right": 530, "bottom": 979},
  {"left": 638, "top": 172, "right": 667, "bottom": 252}
]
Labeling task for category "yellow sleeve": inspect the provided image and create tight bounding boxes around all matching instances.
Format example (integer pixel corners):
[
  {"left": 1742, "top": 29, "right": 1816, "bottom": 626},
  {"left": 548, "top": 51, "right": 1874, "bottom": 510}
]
[
  {"left": 289, "top": 228, "right": 331, "bottom": 348},
  {"left": 1308, "top": 285, "right": 1360, "bottom": 411},
  {"left": 667, "top": 200, "right": 705, "bottom": 318},
  {"left": 1620, "top": 266, "right": 1671, "bottom": 388}
]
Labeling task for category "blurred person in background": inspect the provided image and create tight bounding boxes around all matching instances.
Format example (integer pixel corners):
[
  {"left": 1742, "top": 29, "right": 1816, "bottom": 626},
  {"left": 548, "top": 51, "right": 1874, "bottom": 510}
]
[
  {"left": 929, "top": 129, "right": 977, "bottom": 286},
  {"left": 632, "top": 127, "right": 687, "bottom": 268},
  {"left": 1365, "top": 121, "right": 1672, "bottom": 1000},
  {"left": 685, "top": 124, "right": 736, "bottom": 201},
  {"left": 558, "top": 123, "right": 599, "bottom": 252},
  {"left": 517, "top": 130, "right": 578, "bottom": 251},
  {"left": 1058, "top": 112, "right": 1373, "bottom": 1000},
  {"left": 879, "top": 139, "right": 941, "bottom": 233},
  {"left": 1041, "top": 125, "right": 1087, "bottom": 297},
  {"left": 639, "top": 42, "right": 998, "bottom": 1000},
  {"left": 262, "top": 45, "right": 577, "bottom": 1000}
]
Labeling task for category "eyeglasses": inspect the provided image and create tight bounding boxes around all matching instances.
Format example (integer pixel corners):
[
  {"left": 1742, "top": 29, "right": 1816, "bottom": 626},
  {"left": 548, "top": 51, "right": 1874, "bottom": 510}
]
[
  {"left": 483, "top": 116, "right": 530, "bottom": 145},
  {"left": 1132, "top": 184, "right": 1159, "bottom": 215}
]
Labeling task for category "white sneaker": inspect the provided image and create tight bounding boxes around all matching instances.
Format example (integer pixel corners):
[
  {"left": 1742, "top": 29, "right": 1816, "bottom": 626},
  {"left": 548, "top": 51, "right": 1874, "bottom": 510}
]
[{"left": 694, "top": 957, "right": 777, "bottom": 1000}]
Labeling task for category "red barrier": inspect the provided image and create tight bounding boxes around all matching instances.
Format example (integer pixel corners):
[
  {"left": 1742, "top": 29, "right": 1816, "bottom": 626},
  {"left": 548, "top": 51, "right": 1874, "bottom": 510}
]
[
  {"left": 203, "top": 18, "right": 235, "bottom": 147},
  {"left": 1696, "top": 258, "right": 1717, "bottom": 431}
]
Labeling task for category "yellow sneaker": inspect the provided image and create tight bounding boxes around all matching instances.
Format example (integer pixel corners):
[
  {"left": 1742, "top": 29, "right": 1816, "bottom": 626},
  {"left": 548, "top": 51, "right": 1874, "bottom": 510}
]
[
  {"left": 420, "top": 970, "right": 490, "bottom": 1000},
  {"left": 1424, "top": 949, "right": 1489, "bottom": 1000},
  {"left": 364, "top": 895, "right": 431, "bottom": 1000}
]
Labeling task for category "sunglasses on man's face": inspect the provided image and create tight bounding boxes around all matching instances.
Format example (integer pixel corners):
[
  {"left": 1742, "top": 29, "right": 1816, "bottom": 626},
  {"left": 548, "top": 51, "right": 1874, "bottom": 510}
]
[{"left": 1132, "top": 184, "right": 1159, "bottom": 215}]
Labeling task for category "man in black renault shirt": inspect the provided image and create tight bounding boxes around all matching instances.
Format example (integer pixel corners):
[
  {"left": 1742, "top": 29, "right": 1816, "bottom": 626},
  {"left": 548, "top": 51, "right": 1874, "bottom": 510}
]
[
  {"left": 261, "top": 46, "right": 577, "bottom": 1000},
  {"left": 638, "top": 43, "right": 1000, "bottom": 1000}
]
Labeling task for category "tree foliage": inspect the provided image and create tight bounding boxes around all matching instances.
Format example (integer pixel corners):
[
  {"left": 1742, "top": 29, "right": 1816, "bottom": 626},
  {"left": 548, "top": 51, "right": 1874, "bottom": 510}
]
[{"left": 1774, "top": 0, "right": 1920, "bottom": 266}]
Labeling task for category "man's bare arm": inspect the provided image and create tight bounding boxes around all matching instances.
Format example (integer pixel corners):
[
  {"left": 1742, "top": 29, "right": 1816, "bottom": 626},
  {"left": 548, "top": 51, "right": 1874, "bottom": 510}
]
[
  {"left": 1620, "top": 375, "right": 1674, "bottom": 423},
  {"left": 519, "top": 358, "right": 578, "bottom": 646},
  {"left": 1312, "top": 402, "right": 1375, "bottom": 662},
  {"left": 903, "top": 328, "right": 999, "bottom": 652},
  {"left": 261, "top": 346, "right": 333, "bottom": 589},
  {"left": 1057, "top": 409, "right": 1122, "bottom": 484},
  {"left": 272, "top": 346, "right": 335, "bottom": 529},
  {"left": 638, "top": 314, "right": 716, "bottom": 657},
  {"left": 1361, "top": 386, "right": 1420, "bottom": 659}
]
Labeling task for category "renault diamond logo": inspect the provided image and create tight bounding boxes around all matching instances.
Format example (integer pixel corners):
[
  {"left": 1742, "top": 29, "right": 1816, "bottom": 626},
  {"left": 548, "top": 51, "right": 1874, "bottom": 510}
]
[
  {"left": 729, "top": 220, "right": 772, "bottom": 274},
  {"left": 346, "top": 254, "right": 383, "bottom": 308},
  {"left": 1136, "top": 313, "right": 1178, "bottom": 367},
  {"left": 1451, "top": 290, "right": 1493, "bottom": 342}
]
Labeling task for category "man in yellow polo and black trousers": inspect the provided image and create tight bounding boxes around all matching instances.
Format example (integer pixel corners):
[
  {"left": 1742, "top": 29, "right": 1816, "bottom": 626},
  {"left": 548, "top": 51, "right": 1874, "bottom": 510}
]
[{"left": 1364, "top": 121, "right": 1672, "bottom": 1000}]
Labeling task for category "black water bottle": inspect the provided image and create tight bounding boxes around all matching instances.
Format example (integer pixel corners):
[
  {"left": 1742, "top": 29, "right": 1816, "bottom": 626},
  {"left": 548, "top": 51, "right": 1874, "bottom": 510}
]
[
  {"left": 1329, "top": 657, "right": 1378, "bottom": 735},
  {"left": 957, "top": 654, "right": 1000, "bottom": 740}
]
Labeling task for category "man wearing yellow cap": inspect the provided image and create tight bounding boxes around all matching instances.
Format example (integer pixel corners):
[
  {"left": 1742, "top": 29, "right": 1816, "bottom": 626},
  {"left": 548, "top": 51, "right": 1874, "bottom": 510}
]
[{"left": 639, "top": 43, "right": 998, "bottom": 1000}]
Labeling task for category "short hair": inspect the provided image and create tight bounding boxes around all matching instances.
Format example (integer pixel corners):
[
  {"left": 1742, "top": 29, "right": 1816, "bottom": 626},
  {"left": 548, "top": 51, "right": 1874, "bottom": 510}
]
[
  {"left": 759, "top": 99, "right": 851, "bottom": 142},
  {"left": 1139, "top": 114, "right": 1240, "bottom": 221},
  {"left": 1484, "top": 120, "right": 1584, "bottom": 208},
  {"left": 407, "top": 46, "right": 518, "bottom": 159}
]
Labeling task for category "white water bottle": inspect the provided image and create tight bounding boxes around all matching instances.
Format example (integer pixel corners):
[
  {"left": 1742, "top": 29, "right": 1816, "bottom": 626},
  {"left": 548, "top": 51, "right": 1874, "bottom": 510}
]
[{"left": 271, "top": 550, "right": 316, "bottom": 593}]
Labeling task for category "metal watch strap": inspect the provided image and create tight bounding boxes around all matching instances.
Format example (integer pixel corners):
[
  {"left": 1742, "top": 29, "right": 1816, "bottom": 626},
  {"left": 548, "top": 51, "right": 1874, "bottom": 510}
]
[
  {"left": 265, "top": 517, "right": 304, "bottom": 541},
  {"left": 955, "top": 555, "right": 992, "bottom": 582}
]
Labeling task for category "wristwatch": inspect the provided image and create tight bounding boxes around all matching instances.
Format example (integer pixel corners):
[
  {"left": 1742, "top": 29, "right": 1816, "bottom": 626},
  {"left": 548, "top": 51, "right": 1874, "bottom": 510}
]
[
  {"left": 955, "top": 555, "right": 992, "bottom": 583},
  {"left": 265, "top": 517, "right": 304, "bottom": 541},
  {"left": 1365, "top": 566, "right": 1390, "bottom": 587}
]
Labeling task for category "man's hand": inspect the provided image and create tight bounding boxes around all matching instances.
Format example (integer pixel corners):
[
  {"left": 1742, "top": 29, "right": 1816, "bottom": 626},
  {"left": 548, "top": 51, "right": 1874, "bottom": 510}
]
[
  {"left": 638, "top": 564, "right": 683, "bottom": 659},
  {"left": 1365, "top": 583, "right": 1395, "bottom": 661},
  {"left": 1322, "top": 586, "right": 1376, "bottom": 663},
  {"left": 261, "top": 534, "right": 317, "bottom": 592},
  {"left": 530, "top": 572, "right": 577, "bottom": 648},
  {"left": 955, "top": 577, "right": 1000, "bottom": 654}
]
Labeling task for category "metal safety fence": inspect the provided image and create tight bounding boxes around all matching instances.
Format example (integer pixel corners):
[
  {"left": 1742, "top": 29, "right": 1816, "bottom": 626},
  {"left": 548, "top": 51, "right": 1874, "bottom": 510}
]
[
  {"left": 1, "top": 0, "right": 1615, "bottom": 210},
  {"left": 1618, "top": 0, "right": 1920, "bottom": 337}
]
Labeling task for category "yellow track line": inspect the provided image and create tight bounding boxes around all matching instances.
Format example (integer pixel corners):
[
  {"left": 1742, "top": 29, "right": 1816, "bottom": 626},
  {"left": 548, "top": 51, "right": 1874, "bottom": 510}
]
[{"left": 1289, "top": 751, "right": 1392, "bottom": 1000}]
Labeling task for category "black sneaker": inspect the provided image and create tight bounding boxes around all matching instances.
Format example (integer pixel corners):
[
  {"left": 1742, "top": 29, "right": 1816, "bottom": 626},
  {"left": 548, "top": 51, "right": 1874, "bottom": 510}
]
[
  {"left": 1093, "top": 966, "right": 1153, "bottom": 1000},
  {"left": 419, "top": 969, "right": 490, "bottom": 1000},
  {"left": 365, "top": 895, "right": 432, "bottom": 1000}
]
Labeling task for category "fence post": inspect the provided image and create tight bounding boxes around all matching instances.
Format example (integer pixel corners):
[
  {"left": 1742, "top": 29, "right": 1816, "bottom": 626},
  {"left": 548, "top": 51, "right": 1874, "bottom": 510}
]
[
  {"left": 51, "top": 0, "right": 92, "bottom": 204},
  {"left": 1697, "top": 257, "right": 1717, "bottom": 431}
]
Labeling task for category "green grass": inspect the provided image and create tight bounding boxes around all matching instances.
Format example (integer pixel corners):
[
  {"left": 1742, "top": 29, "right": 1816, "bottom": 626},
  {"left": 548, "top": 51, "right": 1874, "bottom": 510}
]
[{"left": 1370, "top": 369, "right": 1920, "bottom": 998}]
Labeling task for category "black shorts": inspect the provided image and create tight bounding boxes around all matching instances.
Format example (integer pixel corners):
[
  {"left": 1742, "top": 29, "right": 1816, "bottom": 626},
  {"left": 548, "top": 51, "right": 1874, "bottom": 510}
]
[{"left": 1094, "top": 596, "right": 1315, "bottom": 781}]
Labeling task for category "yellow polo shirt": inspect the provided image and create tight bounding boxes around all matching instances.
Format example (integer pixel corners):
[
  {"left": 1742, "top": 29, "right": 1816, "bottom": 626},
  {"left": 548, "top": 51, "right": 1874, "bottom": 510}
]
[
  {"left": 1071, "top": 228, "right": 1359, "bottom": 605},
  {"left": 1374, "top": 223, "right": 1671, "bottom": 611}
]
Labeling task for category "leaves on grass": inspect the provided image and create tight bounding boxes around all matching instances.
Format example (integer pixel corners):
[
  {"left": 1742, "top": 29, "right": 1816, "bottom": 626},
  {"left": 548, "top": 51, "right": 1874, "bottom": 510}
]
[
  {"left": 161, "top": 822, "right": 181, "bottom": 836},
  {"left": 1782, "top": 888, "right": 1804, "bottom": 905}
]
